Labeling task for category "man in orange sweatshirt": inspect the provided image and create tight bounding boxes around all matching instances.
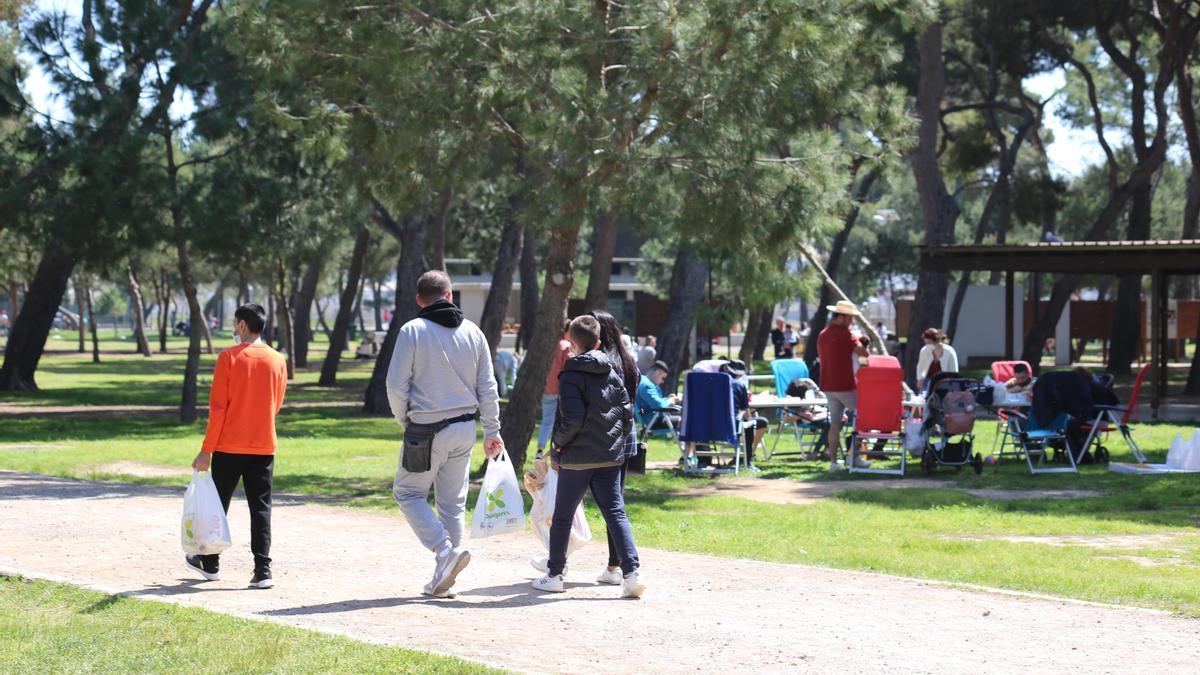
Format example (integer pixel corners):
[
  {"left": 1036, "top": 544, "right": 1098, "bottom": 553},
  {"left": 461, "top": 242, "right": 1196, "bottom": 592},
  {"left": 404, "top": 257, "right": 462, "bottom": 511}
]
[{"left": 186, "top": 303, "right": 287, "bottom": 589}]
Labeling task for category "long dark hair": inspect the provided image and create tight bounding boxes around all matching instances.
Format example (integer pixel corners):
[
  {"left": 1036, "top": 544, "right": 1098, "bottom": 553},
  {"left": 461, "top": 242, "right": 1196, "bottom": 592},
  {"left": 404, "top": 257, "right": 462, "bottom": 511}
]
[{"left": 589, "top": 309, "right": 639, "bottom": 400}]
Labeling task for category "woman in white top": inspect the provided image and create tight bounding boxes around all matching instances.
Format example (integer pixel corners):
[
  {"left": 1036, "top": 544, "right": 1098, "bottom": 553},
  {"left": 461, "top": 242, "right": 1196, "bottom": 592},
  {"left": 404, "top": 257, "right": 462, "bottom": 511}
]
[{"left": 916, "top": 327, "right": 958, "bottom": 390}]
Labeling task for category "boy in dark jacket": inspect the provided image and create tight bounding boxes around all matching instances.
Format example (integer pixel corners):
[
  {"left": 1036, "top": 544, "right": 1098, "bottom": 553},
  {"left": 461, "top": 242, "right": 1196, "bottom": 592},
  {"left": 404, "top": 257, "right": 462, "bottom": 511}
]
[{"left": 533, "top": 315, "right": 645, "bottom": 598}]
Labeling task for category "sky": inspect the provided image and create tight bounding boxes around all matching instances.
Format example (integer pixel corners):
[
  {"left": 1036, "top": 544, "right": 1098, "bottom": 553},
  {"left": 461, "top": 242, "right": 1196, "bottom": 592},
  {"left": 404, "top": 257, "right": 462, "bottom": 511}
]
[{"left": 17, "top": 1, "right": 1114, "bottom": 180}]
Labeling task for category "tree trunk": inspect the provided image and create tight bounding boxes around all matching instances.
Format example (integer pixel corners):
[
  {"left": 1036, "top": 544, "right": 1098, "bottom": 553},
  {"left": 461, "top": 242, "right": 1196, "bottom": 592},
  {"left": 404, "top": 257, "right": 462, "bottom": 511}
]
[
  {"left": 319, "top": 227, "right": 370, "bottom": 386},
  {"left": 75, "top": 277, "right": 87, "bottom": 353},
  {"left": 372, "top": 279, "right": 383, "bottom": 331},
  {"left": 176, "top": 237, "right": 205, "bottom": 424},
  {"left": 903, "top": 22, "right": 960, "bottom": 383},
  {"left": 1176, "top": 171, "right": 1200, "bottom": 298},
  {"left": 1108, "top": 181, "right": 1153, "bottom": 375},
  {"left": 293, "top": 258, "right": 323, "bottom": 369},
  {"left": 157, "top": 268, "right": 169, "bottom": 353},
  {"left": 364, "top": 204, "right": 429, "bottom": 416},
  {"left": 656, "top": 247, "right": 709, "bottom": 394},
  {"left": 738, "top": 306, "right": 766, "bottom": 364},
  {"left": 315, "top": 299, "right": 333, "bottom": 339},
  {"left": 430, "top": 187, "right": 452, "bottom": 271},
  {"left": 751, "top": 307, "right": 772, "bottom": 361},
  {"left": 200, "top": 302, "right": 214, "bottom": 355},
  {"left": 803, "top": 167, "right": 879, "bottom": 367},
  {"left": 238, "top": 271, "right": 250, "bottom": 307},
  {"left": 0, "top": 247, "right": 75, "bottom": 391},
  {"left": 7, "top": 286, "right": 19, "bottom": 318},
  {"left": 275, "top": 260, "right": 295, "bottom": 380},
  {"left": 354, "top": 276, "right": 366, "bottom": 334},
  {"left": 583, "top": 211, "right": 619, "bottom": 311},
  {"left": 499, "top": 216, "right": 585, "bottom": 470},
  {"left": 516, "top": 225, "right": 539, "bottom": 352},
  {"left": 127, "top": 266, "right": 152, "bottom": 357},
  {"left": 479, "top": 199, "right": 524, "bottom": 356},
  {"left": 85, "top": 284, "right": 99, "bottom": 364}
]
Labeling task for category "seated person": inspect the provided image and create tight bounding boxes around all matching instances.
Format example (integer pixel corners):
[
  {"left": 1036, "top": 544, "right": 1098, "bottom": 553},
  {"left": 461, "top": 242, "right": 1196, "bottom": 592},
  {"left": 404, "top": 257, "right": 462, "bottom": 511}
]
[
  {"left": 636, "top": 360, "right": 680, "bottom": 432},
  {"left": 354, "top": 332, "right": 380, "bottom": 359},
  {"left": 1005, "top": 363, "right": 1034, "bottom": 395},
  {"left": 728, "top": 365, "right": 767, "bottom": 472},
  {"left": 783, "top": 378, "right": 830, "bottom": 459}
]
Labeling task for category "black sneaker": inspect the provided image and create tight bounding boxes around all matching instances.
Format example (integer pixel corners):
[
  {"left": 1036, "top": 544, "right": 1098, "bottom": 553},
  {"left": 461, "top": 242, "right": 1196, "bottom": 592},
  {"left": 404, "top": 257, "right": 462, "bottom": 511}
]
[
  {"left": 185, "top": 555, "right": 220, "bottom": 581},
  {"left": 249, "top": 566, "right": 274, "bottom": 589}
]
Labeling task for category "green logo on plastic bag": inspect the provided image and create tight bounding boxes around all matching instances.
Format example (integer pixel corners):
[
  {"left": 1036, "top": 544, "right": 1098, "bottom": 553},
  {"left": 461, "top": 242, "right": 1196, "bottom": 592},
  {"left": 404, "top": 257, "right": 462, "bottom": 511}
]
[
  {"left": 486, "top": 487, "right": 506, "bottom": 513},
  {"left": 184, "top": 518, "right": 194, "bottom": 539}
]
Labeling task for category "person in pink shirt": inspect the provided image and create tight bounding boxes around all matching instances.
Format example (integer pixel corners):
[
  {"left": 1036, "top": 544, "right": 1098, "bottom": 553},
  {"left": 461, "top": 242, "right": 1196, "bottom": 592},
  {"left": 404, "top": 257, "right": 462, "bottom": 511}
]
[{"left": 537, "top": 320, "right": 573, "bottom": 455}]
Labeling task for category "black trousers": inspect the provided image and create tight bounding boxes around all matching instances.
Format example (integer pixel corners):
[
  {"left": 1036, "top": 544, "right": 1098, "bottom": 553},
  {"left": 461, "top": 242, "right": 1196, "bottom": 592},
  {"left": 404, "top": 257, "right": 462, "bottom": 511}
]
[
  {"left": 202, "top": 451, "right": 274, "bottom": 567},
  {"left": 743, "top": 416, "right": 768, "bottom": 462}
]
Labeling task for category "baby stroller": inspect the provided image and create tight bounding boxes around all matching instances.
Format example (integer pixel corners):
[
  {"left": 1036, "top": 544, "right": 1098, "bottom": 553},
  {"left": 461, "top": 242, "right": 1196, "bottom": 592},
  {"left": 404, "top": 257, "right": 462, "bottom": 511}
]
[{"left": 922, "top": 371, "right": 983, "bottom": 475}]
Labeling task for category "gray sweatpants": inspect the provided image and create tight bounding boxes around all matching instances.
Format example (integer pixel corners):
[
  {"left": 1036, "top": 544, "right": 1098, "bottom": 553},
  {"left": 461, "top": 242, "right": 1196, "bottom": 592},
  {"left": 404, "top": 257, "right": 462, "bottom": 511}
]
[{"left": 392, "top": 421, "right": 477, "bottom": 552}]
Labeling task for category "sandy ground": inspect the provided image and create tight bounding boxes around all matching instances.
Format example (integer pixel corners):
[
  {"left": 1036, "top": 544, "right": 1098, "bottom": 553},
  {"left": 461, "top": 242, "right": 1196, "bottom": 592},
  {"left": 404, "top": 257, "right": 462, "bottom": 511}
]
[{"left": 1, "top": 470, "right": 1198, "bottom": 673}]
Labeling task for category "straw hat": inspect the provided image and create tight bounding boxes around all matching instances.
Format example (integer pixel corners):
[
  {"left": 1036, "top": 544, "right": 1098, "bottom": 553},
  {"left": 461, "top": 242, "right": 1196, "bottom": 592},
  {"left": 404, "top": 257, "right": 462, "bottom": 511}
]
[{"left": 826, "top": 300, "right": 860, "bottom": 316}]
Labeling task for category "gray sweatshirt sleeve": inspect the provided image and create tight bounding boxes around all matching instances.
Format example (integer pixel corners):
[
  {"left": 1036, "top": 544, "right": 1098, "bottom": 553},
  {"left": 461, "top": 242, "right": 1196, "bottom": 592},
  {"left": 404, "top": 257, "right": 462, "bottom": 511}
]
[
  {"left": 386, "top": 326, "right": 415, "bottom": 428},
  {"left": 474, "top": 330, "right": 501, "bottom": 439}
]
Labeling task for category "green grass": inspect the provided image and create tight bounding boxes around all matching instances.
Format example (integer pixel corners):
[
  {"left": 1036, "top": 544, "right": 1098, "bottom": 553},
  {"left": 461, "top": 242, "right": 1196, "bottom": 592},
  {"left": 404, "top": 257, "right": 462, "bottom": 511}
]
[
  {"left": 0, "top": 332, "right": 372, "bottom": 407},
  {"left": 0, "top": 576, "right": 498, "bottom": 673},
  {"left": 4, "top": 348, "right": 1200, "bottom": 615}
]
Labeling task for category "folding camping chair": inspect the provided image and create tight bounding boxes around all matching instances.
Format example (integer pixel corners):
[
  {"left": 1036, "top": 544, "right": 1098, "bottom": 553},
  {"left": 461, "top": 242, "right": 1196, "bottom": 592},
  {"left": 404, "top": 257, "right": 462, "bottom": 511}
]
[
  {"left": 847, "top": 355, "right": 908, "bottom": 476},
  {"left": 679, "top": 371, "right": 745, "bottom": 475},
  {"left": 990, "top": 360, "right": 1032, "bottom": 461},
  {"left": 1080, "top": 363, "right": 1148, "bottom": 463},
  {"left": 765, "top": 359, "right": 826, "bottom": 458},
  {"left": 1008, "top": 410, "right": 1078, "bottom": 474},
  {"left": 638, "top": 406, "right": 681, "bottom": 445}
]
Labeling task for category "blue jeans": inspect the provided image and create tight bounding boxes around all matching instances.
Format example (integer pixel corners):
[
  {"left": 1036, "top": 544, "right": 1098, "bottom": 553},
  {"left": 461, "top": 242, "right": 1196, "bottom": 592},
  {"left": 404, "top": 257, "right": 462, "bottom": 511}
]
[
  {"left": 537, "top": 394, "right": 558, "bottom": 450},
  {"left": 549, "top": 464, "right": 639, "bottom": 577}
]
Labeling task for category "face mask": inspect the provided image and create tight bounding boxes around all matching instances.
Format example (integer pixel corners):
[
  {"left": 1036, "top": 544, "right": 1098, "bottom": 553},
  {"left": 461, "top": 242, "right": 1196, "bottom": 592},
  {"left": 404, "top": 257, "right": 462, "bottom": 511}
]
[{"left": 232, "top": 331, "right": 241, "bottom": 345}]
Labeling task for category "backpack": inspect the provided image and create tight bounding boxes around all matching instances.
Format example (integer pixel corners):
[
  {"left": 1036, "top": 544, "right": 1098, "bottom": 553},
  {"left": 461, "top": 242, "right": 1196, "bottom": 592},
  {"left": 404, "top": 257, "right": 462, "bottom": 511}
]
[{"left": 942, "top": 390, "right": 976, "bottom": 436}]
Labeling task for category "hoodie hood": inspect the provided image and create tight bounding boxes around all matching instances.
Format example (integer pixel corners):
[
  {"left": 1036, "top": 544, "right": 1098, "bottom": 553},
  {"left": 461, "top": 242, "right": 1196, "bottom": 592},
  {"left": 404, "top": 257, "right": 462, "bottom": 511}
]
[
  {"left": 563, "top": 349, "right": 613, "bottom": 375},
  {"left": 417, "top": 299, "right": 464, "bottom": 328}
]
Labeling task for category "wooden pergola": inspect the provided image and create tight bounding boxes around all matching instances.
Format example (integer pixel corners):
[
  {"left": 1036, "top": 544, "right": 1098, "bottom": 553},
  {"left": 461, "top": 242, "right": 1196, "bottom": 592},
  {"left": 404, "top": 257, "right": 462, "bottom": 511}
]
[{"left": 919, "top": 240, "right": 1200, "bottom": 418}]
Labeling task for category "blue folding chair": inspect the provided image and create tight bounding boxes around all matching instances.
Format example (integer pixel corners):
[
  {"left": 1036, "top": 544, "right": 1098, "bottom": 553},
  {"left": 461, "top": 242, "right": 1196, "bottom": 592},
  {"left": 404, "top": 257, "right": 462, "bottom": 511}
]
[
  {"left": 766, "top": 359, "right": 825, "bottom": 459},
  {"left": 1010, "top": 410, "right": 1078, "bottom": 475},
  {"left": 680, "top": 372, "right": 745, "bottom": 475}
]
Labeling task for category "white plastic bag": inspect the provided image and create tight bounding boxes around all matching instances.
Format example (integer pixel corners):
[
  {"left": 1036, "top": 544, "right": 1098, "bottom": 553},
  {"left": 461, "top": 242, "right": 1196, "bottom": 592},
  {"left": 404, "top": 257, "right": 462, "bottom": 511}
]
[
  {"left": 530, "top": 467, "right": 592, "bottom": 554},
  {"left": 181, "top": 470, "right": 231, "bottom": 555},
  {"left": 471, "top": 449, "right": 526, "bottom": 538},
  {"left": 904, "top": 418, "right": 927, "bottom": 457}
]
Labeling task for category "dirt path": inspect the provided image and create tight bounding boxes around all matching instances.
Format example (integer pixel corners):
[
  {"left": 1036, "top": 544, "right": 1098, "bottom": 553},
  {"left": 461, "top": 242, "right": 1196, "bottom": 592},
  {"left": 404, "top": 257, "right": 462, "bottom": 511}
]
[{"left": 1, "top": 471, "right": 1196, "bottom": 673}]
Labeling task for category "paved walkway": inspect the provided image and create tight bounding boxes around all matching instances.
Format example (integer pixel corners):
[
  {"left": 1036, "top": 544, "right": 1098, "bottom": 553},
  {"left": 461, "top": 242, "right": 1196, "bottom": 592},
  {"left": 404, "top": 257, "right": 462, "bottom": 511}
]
[{"left": 1, "top": 471, "right": 1197, "bottom": 673}]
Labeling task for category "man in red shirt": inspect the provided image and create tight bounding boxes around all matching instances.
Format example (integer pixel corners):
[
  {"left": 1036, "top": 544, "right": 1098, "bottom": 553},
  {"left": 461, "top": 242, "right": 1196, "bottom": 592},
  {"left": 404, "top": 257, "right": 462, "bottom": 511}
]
[
  {"left": 187, "top": 303, "right": 288, "bottom": 588},
  {"left": 816, "top": 300, "right": 869, "bottom": 472},
  {"left": 536, "top": 320, "right": 573, "bottom": 455}
]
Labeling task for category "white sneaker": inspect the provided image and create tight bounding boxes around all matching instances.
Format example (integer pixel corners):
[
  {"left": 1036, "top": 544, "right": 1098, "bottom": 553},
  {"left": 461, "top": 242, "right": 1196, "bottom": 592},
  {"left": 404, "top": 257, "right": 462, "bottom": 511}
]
[
  {"left": 532, "top": 574, "right": 564, "bottom": 593},
  {"left": 421, "top": 581, "right": 456, "bottom": 599},
  {"left": 530, "top": 556, "right": 567, "bottom": 576},
  {"left": 621, "top": 570, "right": 646, "bottom": 598},
  {"left": 596, "top": 567, "right": 623, "bottom": 585},
  {"left": 829, "top": 461, "right": 846, "bottom": 472},
  {"left": 430, "top": 547, "right": 471, "bottom": 596}
]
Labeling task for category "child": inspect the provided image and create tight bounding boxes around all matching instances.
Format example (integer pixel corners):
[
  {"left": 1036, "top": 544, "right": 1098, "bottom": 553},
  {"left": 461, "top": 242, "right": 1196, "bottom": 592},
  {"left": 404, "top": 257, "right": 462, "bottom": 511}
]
[{"left": 533, "top": 315, "right": 645, "bottom": 598}]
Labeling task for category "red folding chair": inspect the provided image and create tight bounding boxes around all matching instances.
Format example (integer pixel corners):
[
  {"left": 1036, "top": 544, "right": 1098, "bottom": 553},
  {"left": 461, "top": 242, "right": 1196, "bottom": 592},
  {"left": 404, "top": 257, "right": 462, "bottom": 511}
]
[
  {"left": 848, "top": 355, "right": 907, "bottom": 476},
  {"left": 1080, "top": 363, "right": 1148, "bottom": 463},
  {"left": 989, "top": 360, "right": 1032, "bottom": 462}
]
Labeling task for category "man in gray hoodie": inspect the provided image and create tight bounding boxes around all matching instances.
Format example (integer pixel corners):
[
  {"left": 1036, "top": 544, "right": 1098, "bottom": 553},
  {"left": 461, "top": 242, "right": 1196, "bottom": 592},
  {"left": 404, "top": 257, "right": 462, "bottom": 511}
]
[{"left": 387, "top": 270, "right": 503, "bottom": 598}]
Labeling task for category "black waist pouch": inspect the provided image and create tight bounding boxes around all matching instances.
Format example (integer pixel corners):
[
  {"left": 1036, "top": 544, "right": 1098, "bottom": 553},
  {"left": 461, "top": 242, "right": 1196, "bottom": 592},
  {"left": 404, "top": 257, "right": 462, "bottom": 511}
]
[
  {"left": 401, "top": 412, "right": 478, "bottom": 473},
  {"left": 402, "top": 424, "right": 436, "bottom": 472}
]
